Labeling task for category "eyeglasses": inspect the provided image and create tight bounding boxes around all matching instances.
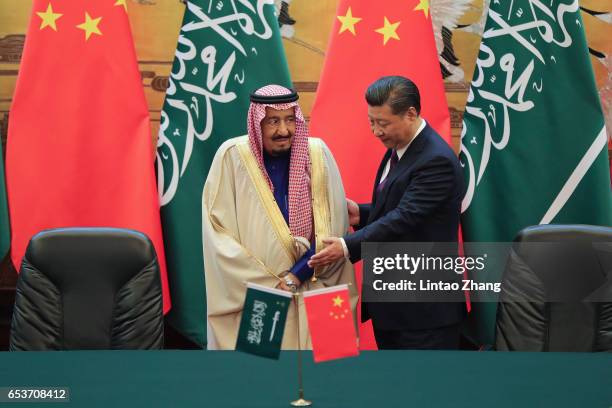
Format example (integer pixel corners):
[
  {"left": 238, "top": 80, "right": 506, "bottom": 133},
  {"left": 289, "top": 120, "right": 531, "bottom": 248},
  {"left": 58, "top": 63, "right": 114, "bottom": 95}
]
[{"left": 262, "top": 117, "right": 296, "bottom": 128}]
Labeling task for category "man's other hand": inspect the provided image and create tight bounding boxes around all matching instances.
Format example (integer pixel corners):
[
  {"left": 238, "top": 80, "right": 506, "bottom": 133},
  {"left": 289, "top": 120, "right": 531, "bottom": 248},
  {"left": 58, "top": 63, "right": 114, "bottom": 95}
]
[
  {"left": 277, "top": 272, "right": 301, "bottom": 292},
  {"left": 308, "top": 237, "right": 345, "bottom": 267}
]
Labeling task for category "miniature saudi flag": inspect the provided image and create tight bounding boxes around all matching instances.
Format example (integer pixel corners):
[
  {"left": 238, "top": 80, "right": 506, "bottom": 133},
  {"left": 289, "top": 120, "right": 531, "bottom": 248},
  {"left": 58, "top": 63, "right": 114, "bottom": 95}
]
[{"left": 236, "top": 282, "right": 292, "bottom": 359}]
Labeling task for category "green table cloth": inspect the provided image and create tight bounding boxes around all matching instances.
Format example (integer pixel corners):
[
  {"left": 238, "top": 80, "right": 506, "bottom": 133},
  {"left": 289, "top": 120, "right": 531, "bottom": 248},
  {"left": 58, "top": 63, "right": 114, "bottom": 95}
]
[{"left": 0, "top": 350, "right": 610, "bottom": 407}]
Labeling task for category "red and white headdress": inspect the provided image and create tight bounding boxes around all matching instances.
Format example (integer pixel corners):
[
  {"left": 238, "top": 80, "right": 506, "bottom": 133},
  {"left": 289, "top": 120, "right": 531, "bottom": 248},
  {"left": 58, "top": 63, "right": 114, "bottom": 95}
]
[{"left": 246, "top": 84, "right": 312, "bottom": 240}]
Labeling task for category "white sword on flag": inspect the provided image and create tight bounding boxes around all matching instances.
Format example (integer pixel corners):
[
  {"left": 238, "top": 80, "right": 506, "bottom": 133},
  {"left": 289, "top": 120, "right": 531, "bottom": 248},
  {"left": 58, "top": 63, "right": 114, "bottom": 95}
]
[{"left": 270, "top": 311, "right": 280, "bottom": 341}]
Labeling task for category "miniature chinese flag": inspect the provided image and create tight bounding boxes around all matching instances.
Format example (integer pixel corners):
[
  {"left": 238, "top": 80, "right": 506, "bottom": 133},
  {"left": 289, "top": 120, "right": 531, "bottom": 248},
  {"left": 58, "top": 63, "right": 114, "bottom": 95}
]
[{"left": 303, "top": 284, "right": 359, "bottom": 363}]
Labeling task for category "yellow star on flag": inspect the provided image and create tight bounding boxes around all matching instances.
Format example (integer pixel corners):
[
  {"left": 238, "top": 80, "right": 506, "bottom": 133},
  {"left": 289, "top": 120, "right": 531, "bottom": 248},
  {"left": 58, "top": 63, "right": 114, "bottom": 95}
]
[
  {"left": 414, "top": 0, "right": 430, "bottom": 18},
  {"left": 337, "top": 7, "right": 362, "bottom": 36},
  {"left": 332, "top": 295, "right": 344, "bottom": 307},
  {"left": 77, "top": 12, "right": 103, "bottom": 41},
  {"left": 36, "top": 3, "right": 63, "bottom": 32},
  {"left": 114, "top": 0, "right": 128, "bottom": 12},
  {"left": 375, "top": 17, "right": 400, "bottom": 45}
]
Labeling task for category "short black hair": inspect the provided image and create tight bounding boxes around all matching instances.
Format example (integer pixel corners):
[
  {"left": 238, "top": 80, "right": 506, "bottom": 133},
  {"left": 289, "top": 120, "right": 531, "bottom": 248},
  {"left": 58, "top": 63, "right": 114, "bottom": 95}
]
[{"left": 365, "top": 76, "right": 421, "bottom": 115}]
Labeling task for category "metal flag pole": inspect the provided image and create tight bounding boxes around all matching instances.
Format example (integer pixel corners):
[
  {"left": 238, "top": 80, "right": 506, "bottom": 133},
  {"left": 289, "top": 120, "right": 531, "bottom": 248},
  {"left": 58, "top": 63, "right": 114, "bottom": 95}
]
[{"left": 290, "top": 292, "right": 311, "bottom": 407}]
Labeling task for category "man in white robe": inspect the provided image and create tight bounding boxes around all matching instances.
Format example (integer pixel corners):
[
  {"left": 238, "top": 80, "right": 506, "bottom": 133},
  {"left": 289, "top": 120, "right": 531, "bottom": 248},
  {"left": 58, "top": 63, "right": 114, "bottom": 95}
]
[{"left": 203, "top": 84, "right": 358, "bottom": 350}]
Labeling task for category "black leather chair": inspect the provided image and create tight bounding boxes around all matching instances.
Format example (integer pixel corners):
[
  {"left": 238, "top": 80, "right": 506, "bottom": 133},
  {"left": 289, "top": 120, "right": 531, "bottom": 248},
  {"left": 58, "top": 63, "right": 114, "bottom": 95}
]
[
  {"left": 10, "top": 228, "right": 164, "bottom": 350},
  {"left": 495, "top": 224, "right": 612, "bottom": 351}
]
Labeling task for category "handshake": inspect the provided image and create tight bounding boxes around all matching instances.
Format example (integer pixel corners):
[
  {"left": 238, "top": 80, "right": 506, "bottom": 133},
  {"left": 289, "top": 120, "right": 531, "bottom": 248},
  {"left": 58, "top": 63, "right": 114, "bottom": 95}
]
[
  {"left": 278, "top": 197, "right": 359, "bottom": 291},
  {"left": 307, "top": 198, "right": 359, "bottom": 269}
]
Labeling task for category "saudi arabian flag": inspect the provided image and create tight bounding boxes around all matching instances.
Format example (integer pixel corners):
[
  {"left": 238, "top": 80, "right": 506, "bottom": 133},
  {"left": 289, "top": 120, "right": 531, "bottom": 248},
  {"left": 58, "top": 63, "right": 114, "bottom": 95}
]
[
  {"left": 156, "top": 1, "right": 291, "bottom": 346},
  {"left": 236, "top": 283, "right": 292, "bottom": 359},
  {"left": 0, "top": 141, "right": 9, "bottom": 259},
  {"left": 460, "top": 0, "right": 612, "bottom": 345}
]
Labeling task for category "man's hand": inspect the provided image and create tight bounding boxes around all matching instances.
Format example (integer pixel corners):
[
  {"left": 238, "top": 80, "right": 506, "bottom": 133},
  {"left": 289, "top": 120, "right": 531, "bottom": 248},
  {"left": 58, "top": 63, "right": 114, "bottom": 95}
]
[
  {"left": 347, "top": 198, "right": 360, "bottom": 226},
  {"left": 277, "top": 272, "right": 301, "bottom": 292},
  {"left": 308, "top": 237, "right": 345, "bottom": 268}
]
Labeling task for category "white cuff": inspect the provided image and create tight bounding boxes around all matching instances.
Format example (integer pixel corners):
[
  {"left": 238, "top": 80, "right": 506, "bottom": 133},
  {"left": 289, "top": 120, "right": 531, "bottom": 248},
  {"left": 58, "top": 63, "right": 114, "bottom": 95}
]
[{"left": 340, "top": 238, "right": 350, "bottom": 259}]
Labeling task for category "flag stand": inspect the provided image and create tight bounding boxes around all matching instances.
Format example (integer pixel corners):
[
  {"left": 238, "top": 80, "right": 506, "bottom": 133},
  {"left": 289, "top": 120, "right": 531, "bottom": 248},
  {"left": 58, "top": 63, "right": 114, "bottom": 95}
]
[{"left": 290, "top": 293, "right": 312, "bottom": 407}]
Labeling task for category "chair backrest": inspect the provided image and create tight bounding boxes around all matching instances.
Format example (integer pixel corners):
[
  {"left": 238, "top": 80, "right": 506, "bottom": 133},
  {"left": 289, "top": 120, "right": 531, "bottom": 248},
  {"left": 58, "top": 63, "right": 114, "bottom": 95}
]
[
  {"left": 10, "top": 228, "right": 164, "bottom": 350},
  {"left": 495, "top": 224, "right": 612, "bottom": 352}
]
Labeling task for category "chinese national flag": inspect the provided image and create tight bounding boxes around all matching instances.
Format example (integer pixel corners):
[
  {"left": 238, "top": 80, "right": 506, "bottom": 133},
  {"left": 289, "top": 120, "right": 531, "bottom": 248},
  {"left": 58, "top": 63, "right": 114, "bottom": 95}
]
[
  {"left": 309, "top": 0, "right": 450, "bottom": 349},
  {"left": 6, "top": 0, "right": 170, "bottom": 312},
  {"left": 303, "top": 285, "right": 358, "bottom": 363}
]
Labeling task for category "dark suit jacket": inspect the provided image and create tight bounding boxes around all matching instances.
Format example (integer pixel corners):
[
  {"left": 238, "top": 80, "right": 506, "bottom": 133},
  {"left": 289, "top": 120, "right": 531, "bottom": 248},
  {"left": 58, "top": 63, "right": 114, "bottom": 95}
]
[{"left": 344, "top": 123, "right": 466, "bottom": 330}]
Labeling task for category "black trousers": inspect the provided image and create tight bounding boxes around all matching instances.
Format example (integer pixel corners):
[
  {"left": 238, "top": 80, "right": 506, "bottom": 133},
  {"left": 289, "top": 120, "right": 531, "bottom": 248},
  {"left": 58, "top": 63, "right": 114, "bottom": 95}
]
[{"left": 373, "top": 323, "right": 461, "bottom": 350}]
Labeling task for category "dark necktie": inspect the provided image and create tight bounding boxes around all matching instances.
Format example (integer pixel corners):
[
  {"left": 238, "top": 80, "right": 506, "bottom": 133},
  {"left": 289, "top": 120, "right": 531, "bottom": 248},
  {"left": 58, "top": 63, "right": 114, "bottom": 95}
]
[{"left": 376, "top": 149, "right": 399, "bottom": 196}]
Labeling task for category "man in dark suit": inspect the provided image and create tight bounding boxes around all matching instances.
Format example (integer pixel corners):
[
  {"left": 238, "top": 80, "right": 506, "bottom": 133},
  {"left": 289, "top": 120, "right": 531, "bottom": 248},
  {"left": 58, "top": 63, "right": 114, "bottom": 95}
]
[{"left": 309, "top": 76, "right": 466, "bottom": 349}]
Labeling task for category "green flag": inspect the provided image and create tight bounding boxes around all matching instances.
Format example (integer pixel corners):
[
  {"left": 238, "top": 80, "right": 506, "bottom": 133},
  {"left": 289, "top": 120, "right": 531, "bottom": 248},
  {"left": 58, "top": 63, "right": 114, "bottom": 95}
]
[
  {"left": 156, "top": 1, "right": 292, "bottom": 346},
  {"left": 236, "top": 283, "right": 292, "bottom": 359},
  {"left": 0, "top": 141, "right": 9, "bottom": 259},
  {"left": 459, "top": 0, "right": 612, "bottom": 345}
]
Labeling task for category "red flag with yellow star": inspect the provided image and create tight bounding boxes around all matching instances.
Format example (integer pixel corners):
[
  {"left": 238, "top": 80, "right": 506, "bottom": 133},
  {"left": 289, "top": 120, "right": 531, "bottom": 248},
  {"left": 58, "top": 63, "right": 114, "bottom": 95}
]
[
  {"left": 6, "top": 0, "right": 170, "bottom": 312},
  {"left": 303, "top": 285, "right": 358, "bottom": 363},
  {"left": 309, "top": 0, "right": 449, "bottom": 350},
  {"left": 311, "top": 0, "right": 450, "bottom": 204}
]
